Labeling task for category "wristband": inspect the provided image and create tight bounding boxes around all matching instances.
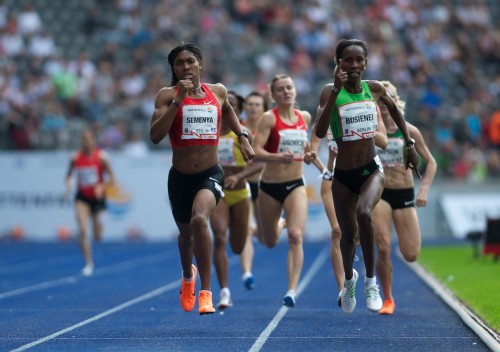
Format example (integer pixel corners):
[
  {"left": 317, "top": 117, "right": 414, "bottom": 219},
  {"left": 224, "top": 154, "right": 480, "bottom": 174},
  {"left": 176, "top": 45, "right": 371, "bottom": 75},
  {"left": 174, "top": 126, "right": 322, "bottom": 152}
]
[
  {"left": 237, "top": 131, "right": 249, "bottom": 141},
  {"left": 319, "top": 168, "right": 333, "bottom": 180},
  {"left": 172, "top": 98, "right": 181, "bottom": 108},
  {"left": 406, "top": 138, "right": 415, "bottom": 150}
]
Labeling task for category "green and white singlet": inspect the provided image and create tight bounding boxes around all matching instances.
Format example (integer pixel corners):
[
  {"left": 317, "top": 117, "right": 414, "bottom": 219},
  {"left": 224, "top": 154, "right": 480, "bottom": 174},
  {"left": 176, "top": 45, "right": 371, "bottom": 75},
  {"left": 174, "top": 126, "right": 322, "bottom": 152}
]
[{"left": 329, "top": 81, "right": 378, "bottom": 141}]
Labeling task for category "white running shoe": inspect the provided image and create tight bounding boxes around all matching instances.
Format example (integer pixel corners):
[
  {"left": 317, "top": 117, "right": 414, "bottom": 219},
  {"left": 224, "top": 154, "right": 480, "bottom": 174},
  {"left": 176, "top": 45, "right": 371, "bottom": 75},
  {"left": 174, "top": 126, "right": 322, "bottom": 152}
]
[
  {"left": 340, "top": 269, "right": 358, "bottom": 314},
  {"left": 217, "top": 288, "right": 233, "bottom": 310},
  {"left": 365, "top": 279, "right": 383, "bottom": 312},
  {"left": 81, "top": 264, "right": 94, "bottom": 277}
]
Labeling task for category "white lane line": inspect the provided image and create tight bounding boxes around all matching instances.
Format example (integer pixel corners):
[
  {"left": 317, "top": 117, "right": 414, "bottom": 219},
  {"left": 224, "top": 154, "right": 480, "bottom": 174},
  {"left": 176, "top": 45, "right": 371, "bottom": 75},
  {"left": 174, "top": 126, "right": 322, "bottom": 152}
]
[
  {"left": 10, "top": 281, "right": 180, "bottom": 352},
  {"left": 249, "top": 244, "right": 329, "bottom": 352},
  {"left": 0, "top": 251, "right": 171, "bottom": 300},
  {"left": 0, "top": 254, "right": 78, "bottom": 275},
  {"left": 400, "top": 250, "right": 500, "bottom": 351},
  {"left": 8, "top": 252, "right": 245, "bottom": 351}
]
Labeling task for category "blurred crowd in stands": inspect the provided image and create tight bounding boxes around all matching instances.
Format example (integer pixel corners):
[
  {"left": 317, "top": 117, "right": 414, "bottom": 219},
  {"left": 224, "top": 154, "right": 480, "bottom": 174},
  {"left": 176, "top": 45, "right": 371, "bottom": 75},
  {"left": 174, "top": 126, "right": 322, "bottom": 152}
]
[{"left": 1, "top": 0, "right": 499, "bottom": 181}]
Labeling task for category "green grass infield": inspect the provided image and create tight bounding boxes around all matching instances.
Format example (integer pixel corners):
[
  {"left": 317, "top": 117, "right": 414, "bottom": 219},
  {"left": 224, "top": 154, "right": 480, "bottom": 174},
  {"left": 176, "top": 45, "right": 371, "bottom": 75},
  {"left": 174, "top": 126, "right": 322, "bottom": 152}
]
[{"left": 418, "top": 244, "right": 500, "bottom": 333}]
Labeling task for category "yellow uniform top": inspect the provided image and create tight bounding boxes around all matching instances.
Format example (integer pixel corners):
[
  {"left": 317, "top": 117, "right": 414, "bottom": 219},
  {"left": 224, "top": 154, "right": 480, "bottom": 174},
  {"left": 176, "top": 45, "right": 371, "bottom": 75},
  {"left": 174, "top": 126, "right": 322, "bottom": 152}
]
[{"left": 218, "top": 130, "right": 247, "bottom": 167}]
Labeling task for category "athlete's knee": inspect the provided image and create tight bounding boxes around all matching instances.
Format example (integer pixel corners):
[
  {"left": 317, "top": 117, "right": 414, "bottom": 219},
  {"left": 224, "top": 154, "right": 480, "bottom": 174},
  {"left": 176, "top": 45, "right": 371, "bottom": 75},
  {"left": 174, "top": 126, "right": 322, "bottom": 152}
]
[
  {"left": 190, "top": 213, "right": 208, "bottom": 232},
  {"left": 287, "top": 227, "right": 303, "bottom": 247},
  {"left": 213, "top": 231, "right": 227, "bottom": 248},
  {"left": 356, "top": 207, "right": 372, "bottom": 224},
  {"left": 264, "top": 237, "right": 278, "bottom": 248},
  {"left": 340, "top": 233, "right": 356, "bottom": 246},
  {"left": 261, "top": 230, "right": 279, "bottom": 248},
  {"left": 377, "top": 244, "right": 391, "bottom": 260},
  {"left": 331, "top": 226, "right": 341, "bottom": 242},
  {"left": 230, "top": 240, "right": 245, "bottom": 255},
  {"left": 401, "top": 249, "right": 419, "bottom": 263},
  {"left": 178, "top": 232, "right": 193, "bottom": 246}
]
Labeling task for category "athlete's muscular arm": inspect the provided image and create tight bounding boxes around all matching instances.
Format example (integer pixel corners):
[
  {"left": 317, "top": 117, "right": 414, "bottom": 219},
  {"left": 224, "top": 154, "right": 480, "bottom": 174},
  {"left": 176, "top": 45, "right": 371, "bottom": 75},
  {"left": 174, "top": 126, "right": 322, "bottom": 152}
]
[
  {"left": 224, "top": 162, "right": 264, "bottom": 189},
  {"left": 302, "top": 111, "right": 317, "bottom": 165},
  {"left": 309, "top": 123, "right": 328, "bottom": 172},
  {"left": 368, "top": 80, "right": 420, "bottom": 177},
  {"left": 150, "top": 79, "right": 196, "bottom": 144},
  {"left": 315, "top": 60, "right": 346, "bottom": 138},
  {"left": 374, "top": 104, "right": 388, "bottom": 149},
  {"left": 315, "top": 85, "right": 337, "bottom": 139},
  {"left": 150, "top": 87, "right": 177, "bottom": 144},
  {"left": 215, "top": 83, "right": 255, "bottom": 161},
  {"left": 310, "top": 112, "right": 322, "bottom": 155},
  {"left": 409, "top": 124, "right": 437, "bottom": 207}
]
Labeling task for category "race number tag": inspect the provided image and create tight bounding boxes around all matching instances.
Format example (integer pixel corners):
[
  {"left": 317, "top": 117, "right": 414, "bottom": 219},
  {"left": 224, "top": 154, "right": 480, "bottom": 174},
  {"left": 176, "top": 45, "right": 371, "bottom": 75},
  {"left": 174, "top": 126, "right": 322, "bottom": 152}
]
[
  {"left": 339, "top": 101, "right": 377, "bottom": 141},
  {"left": 77, "top": 166, "right": 98, "bottom": 187},
  {"left": 218, "top": 137, "right": 235, "bottom": 166},
  {"left": 278, "top": 129, "right": 308, "bottom": 161},
  {"left": 181, "top": 105, "right": 218, "bottom": 140},
  {"left": 377, "top": 138, "right": 405, "bottom": 167}
]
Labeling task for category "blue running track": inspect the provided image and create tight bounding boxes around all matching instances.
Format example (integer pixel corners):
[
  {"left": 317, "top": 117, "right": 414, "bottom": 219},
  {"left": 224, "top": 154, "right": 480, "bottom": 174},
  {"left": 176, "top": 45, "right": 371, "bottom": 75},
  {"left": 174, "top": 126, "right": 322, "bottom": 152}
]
[{"left": 0, "top": 241, "right": 491, "bottom": 351}]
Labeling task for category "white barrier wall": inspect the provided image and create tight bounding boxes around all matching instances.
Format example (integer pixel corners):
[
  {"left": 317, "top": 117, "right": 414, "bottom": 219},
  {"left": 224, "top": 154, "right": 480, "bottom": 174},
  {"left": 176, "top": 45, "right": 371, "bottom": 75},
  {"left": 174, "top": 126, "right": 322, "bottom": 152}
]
[
  {"left": 440, "top": 193, "right": 500, "bottom": 239},
  {"left": 0, "top": 152, "right": 331, "bottom": 242},
  {"left": 0, "top": 152, "right": 173, "bottom": 241},
  {"left": 2, "top": 152, "right": 498, "bottom": 242}
]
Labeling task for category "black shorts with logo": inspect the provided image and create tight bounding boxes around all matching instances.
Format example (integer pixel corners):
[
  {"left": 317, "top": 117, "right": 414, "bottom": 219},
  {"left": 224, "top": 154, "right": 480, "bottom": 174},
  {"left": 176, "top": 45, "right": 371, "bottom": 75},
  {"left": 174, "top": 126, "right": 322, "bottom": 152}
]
[
  {"left": 168, "top": 164, "right": 225, "bottom": 223},
  {"left": 259, "top": 177, "right": 305, "bottom": 203},
  {"left": 333, "top": 157, "right": 383, "bottom": 195},
  {"left": 381, "top": 187, "right": 415, "bottom": 209}
]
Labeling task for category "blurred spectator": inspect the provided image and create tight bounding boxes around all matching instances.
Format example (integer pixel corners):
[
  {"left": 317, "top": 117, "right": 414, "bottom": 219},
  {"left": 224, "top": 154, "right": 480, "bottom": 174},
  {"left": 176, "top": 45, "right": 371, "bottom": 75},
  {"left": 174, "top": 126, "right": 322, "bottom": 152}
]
[
  {"left": 6, "top": 111, "right": 31, "bottom": 149},
  {"left": 82, "top": 5, "right": 108, "bottom": 37},
  {"left": 39, "top": 102, "right": 68, "bottom": 149},
  {"left": 118, "top": 66, "right": 146, "bottom": 106},
  {"left": 0, "top": 0, "right": 498, "bottom": 182},
  {"left": 1, "top": 15, "right": 25, "bottom": 57},
  {"left": 489, "top": 111, "right": 500, "bottom": 148},
  {"left": 28, "top": 29, "right": 56, "bottom": 59},
  {"left": 0, "top": 1, "right": 7, "bottom": 30},
  {"left": 123, "top": 131, "right": 149, "bottom": 158},
  {"left": 50, "top": 58, "right": 80, "bottom": 115},
  {"left": 17, "top": 4, "right": 42, "bottom": 35},
  {"left": 99, "top": 120, "right": 126, "bottom": 150}
]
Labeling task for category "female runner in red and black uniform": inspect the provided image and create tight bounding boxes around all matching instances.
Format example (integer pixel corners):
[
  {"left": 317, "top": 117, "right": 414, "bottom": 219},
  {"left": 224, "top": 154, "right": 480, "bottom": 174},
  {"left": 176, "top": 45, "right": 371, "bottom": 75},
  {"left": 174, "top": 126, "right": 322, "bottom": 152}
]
[
  {"left": 150, "top": 43, "right": 254, "bottom": 315},
  {"left": 65, "top": 130, "right": 115, "bottom": 277},
  {"left": 252, "top": 74, "right": 316, "bottom": 308}
]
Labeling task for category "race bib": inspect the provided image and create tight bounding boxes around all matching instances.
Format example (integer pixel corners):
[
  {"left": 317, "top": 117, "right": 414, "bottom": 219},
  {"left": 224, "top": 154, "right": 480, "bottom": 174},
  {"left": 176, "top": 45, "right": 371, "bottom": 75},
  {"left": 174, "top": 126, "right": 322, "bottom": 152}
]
[
  {"left": 181, "top": 104, "right": 218, "bottom": 140},
  {"left": 218, "top": 137, "right": 235, "bottom": 166},
  {"left": 278, "top": 129, "right": 308, "bottom": 160},
  {"left": 77, "top": 166, "right": 98, "bottom": 187},
  {"left": 377, "top": 138, "right": 405, "bottom": 167},
  {"left": 339, "top": 101, "right": 377, "bottom": 141}
]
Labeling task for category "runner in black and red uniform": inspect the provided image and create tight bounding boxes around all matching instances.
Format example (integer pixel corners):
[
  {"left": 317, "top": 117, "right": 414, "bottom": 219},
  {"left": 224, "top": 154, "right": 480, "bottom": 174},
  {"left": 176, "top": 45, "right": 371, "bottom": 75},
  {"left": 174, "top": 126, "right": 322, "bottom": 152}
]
[
  {"left": 252, "top": 74, "right": 317, "bottom": 308},
  {"left": 150, "top": 43, "right": 254, "bottom": 315},
  {"left": 65, "top": 130, "right": 115, "bottom": 277}
]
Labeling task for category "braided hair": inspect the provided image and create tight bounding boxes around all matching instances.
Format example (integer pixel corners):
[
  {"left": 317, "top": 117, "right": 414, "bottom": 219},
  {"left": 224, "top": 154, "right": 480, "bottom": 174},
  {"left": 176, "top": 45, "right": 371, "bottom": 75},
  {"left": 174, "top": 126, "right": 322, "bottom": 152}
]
[{"left": 167, "top": 43, "right": 203, "bottom": 86}]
